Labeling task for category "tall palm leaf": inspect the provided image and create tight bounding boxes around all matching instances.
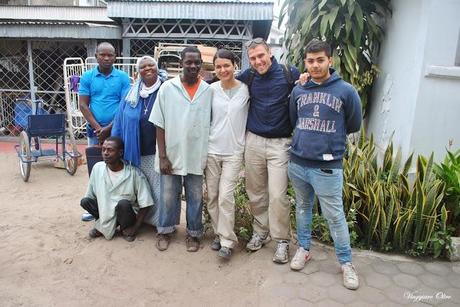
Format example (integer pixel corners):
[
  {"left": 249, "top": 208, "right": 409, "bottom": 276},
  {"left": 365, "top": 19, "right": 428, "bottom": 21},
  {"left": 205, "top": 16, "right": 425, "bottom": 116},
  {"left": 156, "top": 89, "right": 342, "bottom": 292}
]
[{"left": 280, "top": 0, "right": 392, "bottom": 114}]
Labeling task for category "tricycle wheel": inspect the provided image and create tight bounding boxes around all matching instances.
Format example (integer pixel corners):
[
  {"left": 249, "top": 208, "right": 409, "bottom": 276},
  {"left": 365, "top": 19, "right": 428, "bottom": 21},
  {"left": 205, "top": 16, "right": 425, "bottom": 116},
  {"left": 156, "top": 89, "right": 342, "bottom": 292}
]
[
  {"left": 64, "top": 129, "right": 78, "bottom": 175},
  {"left": 19, "top": 131, "right": 31, "bottom": 182}
]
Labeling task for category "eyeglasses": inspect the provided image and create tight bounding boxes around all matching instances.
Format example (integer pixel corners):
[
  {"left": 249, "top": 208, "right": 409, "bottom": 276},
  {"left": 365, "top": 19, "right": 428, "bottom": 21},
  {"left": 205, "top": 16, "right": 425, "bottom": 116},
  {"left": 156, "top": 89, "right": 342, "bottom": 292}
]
[{"left": 244, "top": 38, "right": 267, "bottom": 48}]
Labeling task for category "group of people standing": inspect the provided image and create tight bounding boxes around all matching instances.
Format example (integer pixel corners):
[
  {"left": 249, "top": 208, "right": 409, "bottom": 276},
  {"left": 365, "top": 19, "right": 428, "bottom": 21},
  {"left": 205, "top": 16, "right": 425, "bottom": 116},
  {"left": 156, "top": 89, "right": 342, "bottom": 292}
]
[{"left": 78, "top": 38, "right": 362, "bottom": 290}]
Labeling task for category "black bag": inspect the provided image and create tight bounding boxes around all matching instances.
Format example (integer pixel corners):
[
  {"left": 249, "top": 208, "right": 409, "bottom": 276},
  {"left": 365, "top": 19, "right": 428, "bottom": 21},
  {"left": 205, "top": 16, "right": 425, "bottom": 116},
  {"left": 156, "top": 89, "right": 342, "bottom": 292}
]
[{"left": 85, "top": 146, "right": 103, "bottom": 177}]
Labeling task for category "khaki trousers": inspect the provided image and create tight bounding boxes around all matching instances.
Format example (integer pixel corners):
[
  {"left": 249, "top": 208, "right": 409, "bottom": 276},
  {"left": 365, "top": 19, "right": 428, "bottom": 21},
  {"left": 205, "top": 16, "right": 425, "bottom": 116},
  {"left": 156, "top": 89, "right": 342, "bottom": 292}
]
[
  {"left": 244, "top": 131, "right": 291, "bottom": 241},
  {"left": 205, "top": 153, "right": 243, "bottom": 248}
]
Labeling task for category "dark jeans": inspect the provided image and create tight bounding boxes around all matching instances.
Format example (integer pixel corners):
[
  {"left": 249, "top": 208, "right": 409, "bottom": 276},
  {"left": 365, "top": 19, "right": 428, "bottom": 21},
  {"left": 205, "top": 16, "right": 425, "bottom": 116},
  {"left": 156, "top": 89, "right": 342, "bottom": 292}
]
[{"left": 80, "top": 197, "right": 136, "bottom": 231}]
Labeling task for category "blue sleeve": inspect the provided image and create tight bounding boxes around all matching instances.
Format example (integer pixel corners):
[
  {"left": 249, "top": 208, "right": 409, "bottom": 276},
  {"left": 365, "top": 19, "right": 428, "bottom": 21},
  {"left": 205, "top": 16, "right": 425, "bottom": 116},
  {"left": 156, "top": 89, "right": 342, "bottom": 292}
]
[
  {"left": 78, "top": 72, "right": 91, "bottom": 96},
  {"left": 344, "top": 87, "right": 362, "bottom": 134},
  {"left": 111, "top": 99, "right": 125, "bottom": 137},
  {"left": 289, "top": 87, "right": 299, "bottom": 128},
  {"left": 121, "top": 73, "right": 131, "bottom": 97},
  {"left": 236, "top": 68, "right": 251, "bottom": 85},
  {"left": 289, "top": 65, "right": 301, "bottom": 84},
  {"left": 158, "top": 69, "right": 168, "bottom": 82}
]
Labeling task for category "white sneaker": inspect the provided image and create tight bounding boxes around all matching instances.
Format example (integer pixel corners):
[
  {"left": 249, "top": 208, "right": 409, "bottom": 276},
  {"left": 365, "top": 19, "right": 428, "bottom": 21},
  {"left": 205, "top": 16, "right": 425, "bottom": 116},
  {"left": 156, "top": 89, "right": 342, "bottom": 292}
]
[
  {"left": 246, "top": 233, "right": 270, "bottom": 251},
  {"left": 290, "top": 247, "right": 311, "bottom": 270},
  {"left": 342, "top": 262, "right": 359, "bottom": 290},
  {"left": 273, "top": 240, "right": 289, "bottom": 264}
]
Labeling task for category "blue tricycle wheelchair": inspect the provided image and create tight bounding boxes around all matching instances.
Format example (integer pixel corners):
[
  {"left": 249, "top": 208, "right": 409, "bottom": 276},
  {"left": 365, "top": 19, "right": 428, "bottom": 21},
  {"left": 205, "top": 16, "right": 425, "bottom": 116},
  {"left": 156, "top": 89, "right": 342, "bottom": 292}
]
[{"left": 15, "top": 99, "right": 81, "bottom": 182}]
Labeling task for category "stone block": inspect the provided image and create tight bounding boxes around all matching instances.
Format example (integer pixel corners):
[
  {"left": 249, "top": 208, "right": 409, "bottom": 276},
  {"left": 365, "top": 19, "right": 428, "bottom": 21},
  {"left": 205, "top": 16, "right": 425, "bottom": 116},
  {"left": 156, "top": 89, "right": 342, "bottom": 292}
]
[{"left": 448, "top": 236, "right": 460, "bottom": 261}]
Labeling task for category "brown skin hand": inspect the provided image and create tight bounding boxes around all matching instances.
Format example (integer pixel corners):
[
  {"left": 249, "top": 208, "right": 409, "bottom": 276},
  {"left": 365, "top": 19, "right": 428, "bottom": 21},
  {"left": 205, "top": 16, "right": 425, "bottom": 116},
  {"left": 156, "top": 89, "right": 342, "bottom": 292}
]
[
  {"left": 122, "top": 207, "right": 149, "bottom": 237},
  {"left": 79, "top": 95, "right": 101, "bottom": 138},
  {"left": 156, "top": 127, "right": 172, "bottom": 175}
]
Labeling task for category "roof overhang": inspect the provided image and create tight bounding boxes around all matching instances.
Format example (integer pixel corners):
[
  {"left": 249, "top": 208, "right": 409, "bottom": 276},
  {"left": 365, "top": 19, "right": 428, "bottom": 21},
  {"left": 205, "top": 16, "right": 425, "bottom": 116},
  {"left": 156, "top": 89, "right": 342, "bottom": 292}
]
[
  {"left": 0, "top": 5, "right": 121, "bottom": 39},
  {"left": 0, "top": 5, "right": 114, "bottom": 23},
  {"left": 0, "top": 21, "right": 121, "bottom": 39},
  {"left": 107, "top": 0, "right": 273, "bottom": 21}
]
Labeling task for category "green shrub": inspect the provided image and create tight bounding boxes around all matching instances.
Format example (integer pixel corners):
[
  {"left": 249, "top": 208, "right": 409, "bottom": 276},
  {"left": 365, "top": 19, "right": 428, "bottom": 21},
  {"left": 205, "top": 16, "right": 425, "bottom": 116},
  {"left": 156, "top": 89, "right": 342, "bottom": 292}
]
[
  {"left": 434, "top": 149, "right": 460, "bottom": 235},
  {"left": 340, "top": 130, "right": 450, "bottom": 257},
  {"left": 231, "top": 131, "right": 451, "bottom": 258}
]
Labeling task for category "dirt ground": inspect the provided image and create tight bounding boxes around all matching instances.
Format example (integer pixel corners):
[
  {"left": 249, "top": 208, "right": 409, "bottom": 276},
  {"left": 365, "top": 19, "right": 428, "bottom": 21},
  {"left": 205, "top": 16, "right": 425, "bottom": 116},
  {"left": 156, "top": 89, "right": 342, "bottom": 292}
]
[{"left": 0, "top": 151, "right": 310, "bottom": 306}]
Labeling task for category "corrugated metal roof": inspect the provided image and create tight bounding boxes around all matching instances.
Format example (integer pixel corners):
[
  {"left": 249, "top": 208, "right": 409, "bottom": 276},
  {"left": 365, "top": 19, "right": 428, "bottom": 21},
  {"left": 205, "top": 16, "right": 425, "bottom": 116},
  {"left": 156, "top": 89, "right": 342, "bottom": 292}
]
[
  {"left": 107, "top": 1, "right": 273, "bottom": 20},
  {"left": 0, "top": 22, "right": 121, "bottom": 39},
  {"left": 107, "top": 0, "right": 273, "bottom": 3},
  {"left": 0, "top": 5, "right": 114, "bottom": 23},
  {"left": 0, "top": 21, "right": 86, "bottom": 25}
]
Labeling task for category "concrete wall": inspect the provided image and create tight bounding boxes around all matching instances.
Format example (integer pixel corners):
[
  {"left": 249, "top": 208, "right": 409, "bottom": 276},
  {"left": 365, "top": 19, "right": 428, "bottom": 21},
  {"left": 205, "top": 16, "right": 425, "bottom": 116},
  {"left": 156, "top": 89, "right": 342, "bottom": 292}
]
[
  {"left": 411, "top": 0, "right": 460, "bottom": 160},
  {"left": 367, "top": 0, "right": 460, "bottom": 162}
]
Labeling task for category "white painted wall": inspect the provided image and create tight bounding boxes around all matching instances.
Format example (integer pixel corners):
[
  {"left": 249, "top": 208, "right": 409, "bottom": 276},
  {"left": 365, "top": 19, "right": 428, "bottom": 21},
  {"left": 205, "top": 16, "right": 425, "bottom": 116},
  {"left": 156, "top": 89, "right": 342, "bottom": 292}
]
[
  {"left": 411, "top": 0, "right": 460, "bottom": 160},
  {"left": 367, "top": 0, "right": 460, "bottom": 162}
]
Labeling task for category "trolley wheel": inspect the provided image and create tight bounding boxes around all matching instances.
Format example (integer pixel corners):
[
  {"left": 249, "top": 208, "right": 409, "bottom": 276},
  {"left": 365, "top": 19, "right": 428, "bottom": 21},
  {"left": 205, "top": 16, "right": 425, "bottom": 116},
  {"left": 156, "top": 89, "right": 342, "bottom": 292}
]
[
  {"left": 64, "top": 129, "right": 78, "bottom": 176},
  {"left": 18, "top": 131, "right": 31, "bottom": 182}
]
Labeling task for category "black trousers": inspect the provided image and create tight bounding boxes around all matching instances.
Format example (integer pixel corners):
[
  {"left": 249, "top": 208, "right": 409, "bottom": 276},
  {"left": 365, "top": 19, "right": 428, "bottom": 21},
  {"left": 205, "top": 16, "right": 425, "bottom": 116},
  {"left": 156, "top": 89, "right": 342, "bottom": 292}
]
[{"left": 80, "top": 197, "right": 136, "bottom": 230}]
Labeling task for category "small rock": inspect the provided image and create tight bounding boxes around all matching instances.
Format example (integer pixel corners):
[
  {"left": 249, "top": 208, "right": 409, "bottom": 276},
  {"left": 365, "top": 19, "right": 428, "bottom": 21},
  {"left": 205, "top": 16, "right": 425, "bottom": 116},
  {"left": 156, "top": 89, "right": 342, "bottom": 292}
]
[{"left": 64, "top": 258, "right": 73, "bottom": 264}]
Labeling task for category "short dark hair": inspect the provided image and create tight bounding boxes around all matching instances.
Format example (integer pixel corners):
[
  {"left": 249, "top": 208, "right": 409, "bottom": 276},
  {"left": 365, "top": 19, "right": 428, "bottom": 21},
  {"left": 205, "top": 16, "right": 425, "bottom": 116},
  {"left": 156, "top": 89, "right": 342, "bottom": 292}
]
[
  {"left": 104, "top": 136, "right": 124, "bottom": 151},
  {"left": 213, "top": 49, "right": 237, "bottom": 66},
  {"left": 96, "top": 42, "right": 115, "bottom": 54},
  {"left": 304, "top": 39, "right": 332, "bottom": 58},
  {"left": 181, "top": 46, "right": 201, "bottom": 61}
]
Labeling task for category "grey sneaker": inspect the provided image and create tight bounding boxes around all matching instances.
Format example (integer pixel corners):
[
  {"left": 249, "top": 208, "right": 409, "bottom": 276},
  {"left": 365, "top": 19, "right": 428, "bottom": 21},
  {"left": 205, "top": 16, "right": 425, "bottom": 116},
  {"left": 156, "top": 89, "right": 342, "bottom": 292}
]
[
  {"left": 218, "top": 246, "right": 232, "bottom": 259},
  {"left": 210, "top": 236, "right": 221, "bottom": 251},
  {"left": 290, "top": 247, "right": 311, "bottom": 270},
  {"left": 246, "top": 233, "right": 270, "bottom": 251},
  {"left": 342, "top": 262, "right": 359, "bottom": 290},
  {"left": 273, "top": 240, "right": 289, "bottom": 264}
]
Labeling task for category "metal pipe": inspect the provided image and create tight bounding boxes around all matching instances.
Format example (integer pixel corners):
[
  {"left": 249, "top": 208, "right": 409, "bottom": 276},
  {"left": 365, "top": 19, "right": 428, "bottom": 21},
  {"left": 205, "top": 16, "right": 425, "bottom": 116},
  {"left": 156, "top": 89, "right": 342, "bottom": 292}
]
[{"left": 27, "top": 40, "right": 36, "bottom": 107}]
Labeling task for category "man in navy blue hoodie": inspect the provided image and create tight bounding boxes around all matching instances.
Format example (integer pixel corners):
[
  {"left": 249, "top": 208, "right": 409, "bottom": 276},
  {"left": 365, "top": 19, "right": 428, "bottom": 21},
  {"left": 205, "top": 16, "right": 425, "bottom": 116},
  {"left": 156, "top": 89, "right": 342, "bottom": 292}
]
[
  {"left": 238, "top": 38, "right": 300, "bottom": 264},
  {"left": 288, "top": 39, "right": 362, "bottom": 290}
]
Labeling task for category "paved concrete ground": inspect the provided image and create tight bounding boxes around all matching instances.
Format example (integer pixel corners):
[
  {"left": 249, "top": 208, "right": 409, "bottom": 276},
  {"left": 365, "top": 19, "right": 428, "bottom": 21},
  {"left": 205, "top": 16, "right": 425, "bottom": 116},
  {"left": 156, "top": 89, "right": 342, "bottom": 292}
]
[
  {"left": 1, "top": 141, "right": 459, "bottom": 306},
  {"left": 256, "top": 240, "right": 460, "bottom": 306}
]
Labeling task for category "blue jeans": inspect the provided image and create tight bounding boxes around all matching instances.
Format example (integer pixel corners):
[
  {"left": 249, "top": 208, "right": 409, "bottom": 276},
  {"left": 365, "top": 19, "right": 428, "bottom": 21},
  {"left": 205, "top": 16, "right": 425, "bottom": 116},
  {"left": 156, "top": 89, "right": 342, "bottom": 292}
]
[
  {"left": 288, "top": 161, "right": 352, "bottom": 264},
  {"left": 158, "top": 174, "right": 203, "bottom": 237}
]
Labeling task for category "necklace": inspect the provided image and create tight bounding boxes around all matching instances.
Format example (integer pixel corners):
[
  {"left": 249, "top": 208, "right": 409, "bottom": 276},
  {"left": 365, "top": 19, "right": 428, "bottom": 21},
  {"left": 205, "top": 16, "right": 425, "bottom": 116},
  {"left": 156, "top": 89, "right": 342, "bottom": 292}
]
[{"left": 143, "top": 94, "right": 154, "bottom": 115}]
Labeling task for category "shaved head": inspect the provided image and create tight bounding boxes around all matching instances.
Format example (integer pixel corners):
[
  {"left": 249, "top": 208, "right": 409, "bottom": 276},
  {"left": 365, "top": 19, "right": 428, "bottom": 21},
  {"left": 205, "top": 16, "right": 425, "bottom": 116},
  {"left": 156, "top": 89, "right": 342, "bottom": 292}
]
[{"left": 96, "top": 42, "right": 115, "bottom": 54}]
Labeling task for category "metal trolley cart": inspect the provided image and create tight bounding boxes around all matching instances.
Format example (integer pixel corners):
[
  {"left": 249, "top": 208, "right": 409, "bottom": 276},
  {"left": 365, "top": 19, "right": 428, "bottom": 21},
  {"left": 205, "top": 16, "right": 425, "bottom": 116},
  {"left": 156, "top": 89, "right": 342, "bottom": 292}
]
[{"left": 15, "top": 99, "right": 81, "bottom": 182}]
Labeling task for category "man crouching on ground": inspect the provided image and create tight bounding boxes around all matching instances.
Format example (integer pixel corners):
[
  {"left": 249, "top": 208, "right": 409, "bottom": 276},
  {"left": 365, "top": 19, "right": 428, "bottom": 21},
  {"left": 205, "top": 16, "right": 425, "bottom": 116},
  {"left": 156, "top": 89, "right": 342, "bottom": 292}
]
[{"left": 80, "top": 136, "right": 155, "bottom": 242}]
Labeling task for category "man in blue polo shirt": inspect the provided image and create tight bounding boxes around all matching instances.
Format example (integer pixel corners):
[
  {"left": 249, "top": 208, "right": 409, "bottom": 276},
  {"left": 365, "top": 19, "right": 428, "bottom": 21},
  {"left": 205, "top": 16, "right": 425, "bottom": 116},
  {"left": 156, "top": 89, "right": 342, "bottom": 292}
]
[
  {"left": 78, "top": 42, "right": 131, "bottom": 221},
  {"left": 79, "top": 42, "right": 131, "bottom": 146}
]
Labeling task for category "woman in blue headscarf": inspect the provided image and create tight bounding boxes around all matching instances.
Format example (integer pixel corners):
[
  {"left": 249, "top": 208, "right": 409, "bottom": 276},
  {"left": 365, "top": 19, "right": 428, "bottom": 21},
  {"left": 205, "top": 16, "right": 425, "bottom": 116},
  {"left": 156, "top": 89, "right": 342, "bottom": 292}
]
[{"left": 112, "top": 55, "right": 167, "bottom": 228}]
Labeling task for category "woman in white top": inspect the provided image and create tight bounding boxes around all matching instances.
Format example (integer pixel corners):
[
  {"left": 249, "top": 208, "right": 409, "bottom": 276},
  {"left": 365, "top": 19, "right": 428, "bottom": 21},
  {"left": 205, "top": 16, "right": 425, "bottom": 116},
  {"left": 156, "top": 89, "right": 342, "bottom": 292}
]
[{"left": 205, "top": 49, "right": 250, "bottom": 259}]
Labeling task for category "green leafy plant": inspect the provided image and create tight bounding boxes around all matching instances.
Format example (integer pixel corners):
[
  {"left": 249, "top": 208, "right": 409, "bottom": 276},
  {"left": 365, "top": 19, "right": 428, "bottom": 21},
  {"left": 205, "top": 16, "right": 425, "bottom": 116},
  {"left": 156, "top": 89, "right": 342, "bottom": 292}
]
[
  {"left": 430, "top": 206, "right": 453, "bottom": 258},
  {"left": 280, "top": 0, "right": 392, "bottom": 113},
  {"left": 234, "top": 175, "right": 253, "bottom": 241},
  {"left": 342, "top": 128, "right": 449, "bottom": 257},
  {"left": 434, "top": 149, "right": 460, "bottom": 235},
  {"left": 231, "top": 129, "right": 451, "bottom": 258},
  {"left": 312, "top": 213, "right": 332, "bottom": 243}
]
